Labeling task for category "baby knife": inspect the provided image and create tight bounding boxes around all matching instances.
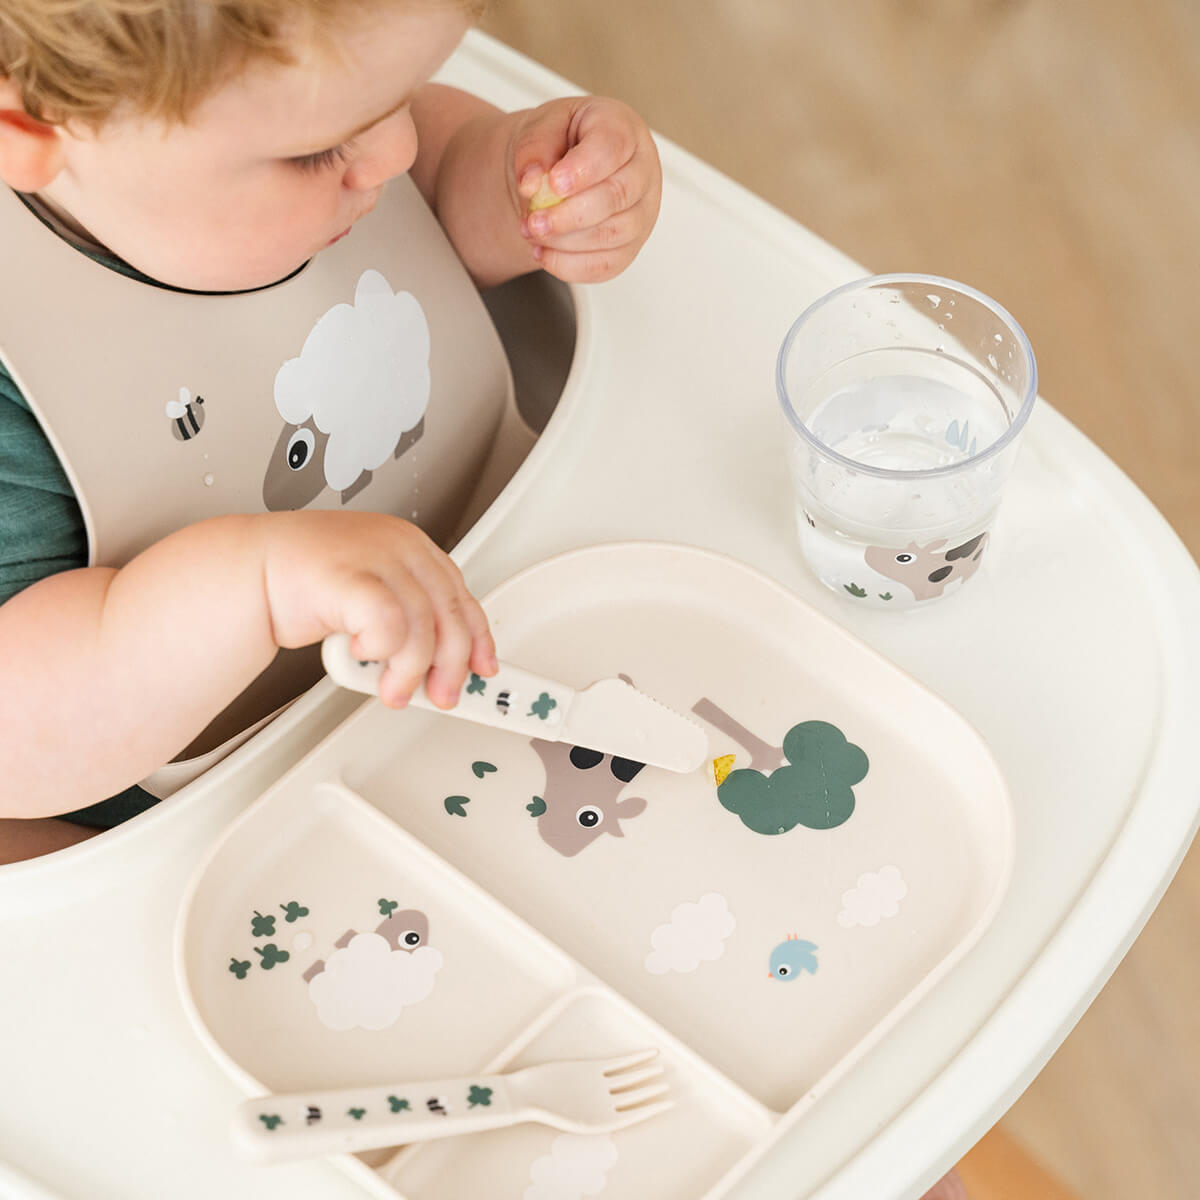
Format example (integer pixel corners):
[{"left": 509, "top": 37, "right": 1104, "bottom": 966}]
[{"left": 321, "top": 633, "right": 708, "bottom": 774}]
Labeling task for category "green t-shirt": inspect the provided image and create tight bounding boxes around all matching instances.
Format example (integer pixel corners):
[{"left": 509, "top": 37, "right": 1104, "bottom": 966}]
[
  {"left": 0, "top": 209, "right": 164, "bottom": 827},
  {"left": 0, "top": 366, "right": 88, "bottom": 599}
]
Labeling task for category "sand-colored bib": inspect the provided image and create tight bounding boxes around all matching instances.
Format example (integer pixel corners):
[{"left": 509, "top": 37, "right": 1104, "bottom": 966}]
[{"left": 0, "top": 178, "right": 524, "bottom": 797}]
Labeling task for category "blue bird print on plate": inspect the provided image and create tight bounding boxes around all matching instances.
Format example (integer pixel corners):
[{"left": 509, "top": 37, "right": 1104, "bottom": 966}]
[{"left": 768, "top": 934, "right": 819, "bottom": 981}]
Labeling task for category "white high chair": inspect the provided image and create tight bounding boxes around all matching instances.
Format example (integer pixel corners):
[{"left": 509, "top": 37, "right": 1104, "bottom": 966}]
[{"left": 2, "top": 32, "right": 1198, "bottom": 1200}]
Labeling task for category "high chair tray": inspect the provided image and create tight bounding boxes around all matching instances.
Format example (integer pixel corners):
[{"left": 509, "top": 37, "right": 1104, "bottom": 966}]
[
  {"left": 176, "top": 542, "right": 1012, "bottom": 1200},
  {"left": 6, "top": 30, "right": 1200, "bottom": 1200}
]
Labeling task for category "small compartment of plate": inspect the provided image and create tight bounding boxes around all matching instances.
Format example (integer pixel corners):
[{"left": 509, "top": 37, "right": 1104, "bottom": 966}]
[
  {"left": 177, "top": 780, "right": 578, "bottom": 1095},
  {"left": 387, "top": 988, "right": 771, "bottom": 1200}
]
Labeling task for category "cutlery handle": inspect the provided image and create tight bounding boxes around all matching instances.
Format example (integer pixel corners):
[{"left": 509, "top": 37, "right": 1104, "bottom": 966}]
[
  {"left": 231, "top": 1073, "right": 523, "bottom": 1163},
  {"left": 320, "top": 634, "right": 575, "bottom": 738}
]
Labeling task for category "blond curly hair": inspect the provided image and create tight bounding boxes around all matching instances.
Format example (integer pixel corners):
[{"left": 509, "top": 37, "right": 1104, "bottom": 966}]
[{"left": 0, "top": 0, "right": 486, "bottom": 128}]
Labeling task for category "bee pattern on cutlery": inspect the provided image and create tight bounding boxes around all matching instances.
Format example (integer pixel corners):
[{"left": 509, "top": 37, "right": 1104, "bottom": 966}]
[
  {"left": 495, "top": 690, "right": 512, "bottom": 715},
  {"left": 426, "top": 1097, "right": 448, "bottom": 1117}
]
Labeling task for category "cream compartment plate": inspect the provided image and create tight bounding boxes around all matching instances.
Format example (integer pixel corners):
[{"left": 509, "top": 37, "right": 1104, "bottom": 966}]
[{"left": 176, "top": 541, "right": 1013, "bottom": 1199}]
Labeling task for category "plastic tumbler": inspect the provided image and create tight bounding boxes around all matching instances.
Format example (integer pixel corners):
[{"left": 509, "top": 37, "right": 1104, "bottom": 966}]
[{"left": 776, "top": 274, "right": 1037, "bottom": 608}]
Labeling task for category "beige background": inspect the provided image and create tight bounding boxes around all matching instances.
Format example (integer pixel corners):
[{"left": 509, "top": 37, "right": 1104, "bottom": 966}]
[{"left": 480, "top": 3, "right": 1200, "bottom": 1197}]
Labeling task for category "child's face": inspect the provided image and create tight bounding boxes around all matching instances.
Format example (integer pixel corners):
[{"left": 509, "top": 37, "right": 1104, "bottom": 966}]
[{"left": 40, "top": 4, "right": 470, "bottom": 291}]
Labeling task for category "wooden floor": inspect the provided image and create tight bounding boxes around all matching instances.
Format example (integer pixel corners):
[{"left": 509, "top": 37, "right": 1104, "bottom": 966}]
[{"left": 480, "top": 2, "right": 1200, "bottom": 1197}]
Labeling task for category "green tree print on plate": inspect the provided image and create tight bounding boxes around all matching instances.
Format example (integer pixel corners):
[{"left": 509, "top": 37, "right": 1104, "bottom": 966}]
[
  {"left": 467, "top": 1085, "right": 493, "bottom": 1107},
  {"left": 280, "top": 901, "right": 309, "bottom": 923},
  {"left": 528, "top": 692, "right": 557, "bottom": 720},
  {"left": 717, "top": 720, "right": 868, "bottom": 835},
  {"left": 526, "top": 796, "right": 547, "bottom": 817},
  {"left": 466, "top": 674, "right": 487, "bottom": 695},
  {"left": 258, "top": 1114, "right": 283, "bottom": 1130},
  {"left": 388, "top": 1096, "right": 410, "bottom": 1113},
  {"left": 471, "top": 761, "right": 497, "bottom": 779},
  {"left": 444, "top": 795, "right": 471, "bottom": 817},
  {"left": 347, "top": 1107, "right": 366, "bottom": 1121},
  {"left": 379, "top": 898, "right": 399, "bottom": 917},
  {"left": 228, "top": 957, "right": 251, "bottom": 980}
]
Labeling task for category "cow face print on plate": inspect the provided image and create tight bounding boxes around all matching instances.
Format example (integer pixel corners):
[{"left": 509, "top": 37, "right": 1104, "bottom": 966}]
[
  {"left": 530, "top": 741, "right": 648, "bottom": 857},
  {"left": 568, "top": 745, "right": 645, "bottom": 782}
]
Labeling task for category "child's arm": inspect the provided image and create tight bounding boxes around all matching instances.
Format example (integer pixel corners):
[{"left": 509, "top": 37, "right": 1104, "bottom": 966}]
[
  {"left": 0, "top": 511, "right": 495, "bottom": 817},
  {"left": 409, "top": 84, "right": 662, "bottom": 289}
]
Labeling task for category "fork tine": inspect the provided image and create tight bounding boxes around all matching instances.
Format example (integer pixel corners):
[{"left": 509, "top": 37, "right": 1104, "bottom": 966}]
[
  {"left": 601, "top": 1048, "right": 659, "bottom": 1076},
  {"left": 610, "top": 1098, "right": 675, "bottom": 1129},
  {"left": 607, "top": 1064, "right": 665, "bottom": 1094},
  {"left": 611, "top": 1081, "right": 670, "bottom": 1112}
]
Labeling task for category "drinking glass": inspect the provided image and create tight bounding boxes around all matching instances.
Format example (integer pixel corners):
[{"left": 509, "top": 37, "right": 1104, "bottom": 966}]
[{"left": 776, "top": 274, "right": 1037, "bottom": 608}]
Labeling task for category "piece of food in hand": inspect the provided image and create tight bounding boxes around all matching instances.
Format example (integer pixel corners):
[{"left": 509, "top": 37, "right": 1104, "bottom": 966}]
[{"left": 529, "top": 173, "right": 564, "bottom": 212}]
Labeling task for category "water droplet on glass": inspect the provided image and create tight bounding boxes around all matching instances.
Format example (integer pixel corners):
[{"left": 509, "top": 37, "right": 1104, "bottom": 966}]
[
  {"left": 937, "top": 323, "right": 944, "bottom": 331},
  {"left": 202, "top": 473, "right": 214, "bottom": 487},
  {"left": 994, "top": 333, "right": 1004, "bottom": 342},
  {"left": 987, "top": 353, "right": 999, "bottom": 369},
  {"left": 926, "top": 293, "right": 941, "bottom": 307}
]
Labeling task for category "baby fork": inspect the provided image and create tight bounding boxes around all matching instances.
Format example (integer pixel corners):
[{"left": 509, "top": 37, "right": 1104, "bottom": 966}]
[{"left": 231, "top": 1050, "right": 671, "bottom": 1163}]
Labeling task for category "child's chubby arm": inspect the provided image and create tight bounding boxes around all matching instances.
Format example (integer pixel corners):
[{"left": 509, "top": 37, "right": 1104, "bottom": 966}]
[
  {"left": 409, "top": 84, "right": 662, "bottom": 289},
  {"left": 0, "top": 512, "right": 496, "bottom": 817}
]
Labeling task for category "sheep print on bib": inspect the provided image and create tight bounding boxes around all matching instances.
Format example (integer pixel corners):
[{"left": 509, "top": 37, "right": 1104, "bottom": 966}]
[
  {"left": 0, "top": 178, "right": 512, "bottom": 570},
  {"left": 0, "top": 178, "right": 513, "bottom": 788}
]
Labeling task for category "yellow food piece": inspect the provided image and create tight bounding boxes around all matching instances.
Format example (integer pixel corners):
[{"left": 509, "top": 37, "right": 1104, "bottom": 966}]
[
  {"left": 712, "top": 754, "right": 736, "bottom": 786},
  {"left": 529, "top": 173, "right": 564, "bottom": 212}
]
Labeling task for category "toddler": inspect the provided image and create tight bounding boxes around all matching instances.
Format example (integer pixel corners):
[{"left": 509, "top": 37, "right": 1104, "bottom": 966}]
[{"left": 0, "top": 0, "right": 662, "bottom": 858}]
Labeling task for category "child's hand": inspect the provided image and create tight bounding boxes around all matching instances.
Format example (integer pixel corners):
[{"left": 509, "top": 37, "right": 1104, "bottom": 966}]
[
  {"left": 512, "top": 97, "right": 662, "bottom": 283},
  {"left": 258, "top": 512, "right": 497, "bottom": 709}
]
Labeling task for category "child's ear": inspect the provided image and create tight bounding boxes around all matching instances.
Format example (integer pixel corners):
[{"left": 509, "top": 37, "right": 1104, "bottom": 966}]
[{"left": 0, "top": 78, "right": 66, "bottom": 191}]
